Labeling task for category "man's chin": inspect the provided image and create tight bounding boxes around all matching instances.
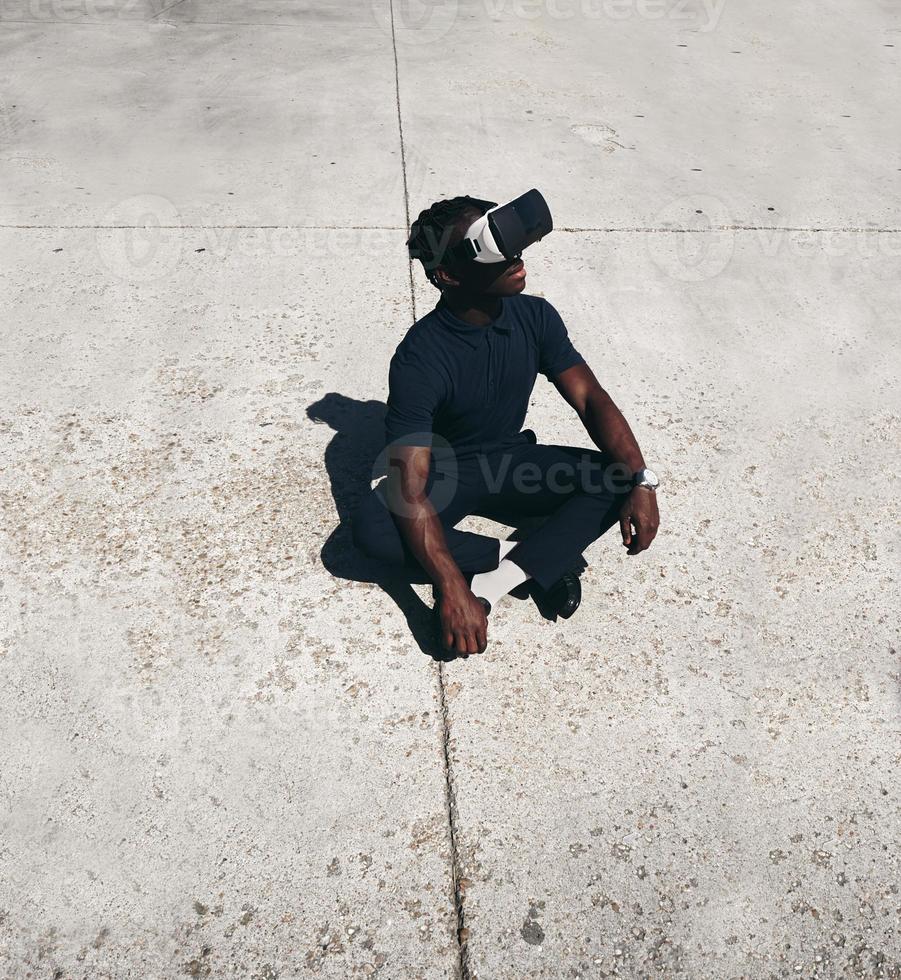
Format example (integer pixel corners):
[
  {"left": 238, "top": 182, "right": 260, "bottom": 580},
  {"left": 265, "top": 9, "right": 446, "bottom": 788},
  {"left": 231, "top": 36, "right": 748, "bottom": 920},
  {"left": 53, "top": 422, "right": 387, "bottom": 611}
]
[{"left": 483, "top": 269, "right": 527, "bottom": 297}]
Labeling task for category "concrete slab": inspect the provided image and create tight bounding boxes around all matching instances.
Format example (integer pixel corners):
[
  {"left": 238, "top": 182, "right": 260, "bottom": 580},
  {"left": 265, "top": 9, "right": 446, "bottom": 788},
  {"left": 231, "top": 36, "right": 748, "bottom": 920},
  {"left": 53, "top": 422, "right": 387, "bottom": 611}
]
[
  {"left": 422, "top": 231, "right": 901, "bottom": 977},
  {"left": 3, "top": 0, "right": 900, "bottom": 976},
  {"left": 0, "top": 228, "right": 457, "bottom": 979},
  {"left": 397, "top": 0, "right": 901, "bottom": 229},
  {"left": 0, "top": 10, "right": 404, "bottom": 226}
]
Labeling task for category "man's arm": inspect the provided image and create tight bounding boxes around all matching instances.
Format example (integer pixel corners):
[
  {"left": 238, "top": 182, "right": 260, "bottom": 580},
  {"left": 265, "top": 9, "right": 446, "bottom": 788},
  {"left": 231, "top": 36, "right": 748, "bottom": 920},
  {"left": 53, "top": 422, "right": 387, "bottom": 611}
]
[
  {"left": 385, "top": 445, "right": 488, "bottom": 654},
  {"left": 551, "top": 362, "right": 660, "bottom": 556}
]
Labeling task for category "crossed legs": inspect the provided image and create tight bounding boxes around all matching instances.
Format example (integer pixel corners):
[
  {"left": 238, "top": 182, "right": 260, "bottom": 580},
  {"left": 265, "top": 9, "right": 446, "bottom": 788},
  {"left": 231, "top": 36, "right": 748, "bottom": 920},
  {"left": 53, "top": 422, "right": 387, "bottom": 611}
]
[{"left": 352, "top": 442, "right": 630, "bottom": 598}]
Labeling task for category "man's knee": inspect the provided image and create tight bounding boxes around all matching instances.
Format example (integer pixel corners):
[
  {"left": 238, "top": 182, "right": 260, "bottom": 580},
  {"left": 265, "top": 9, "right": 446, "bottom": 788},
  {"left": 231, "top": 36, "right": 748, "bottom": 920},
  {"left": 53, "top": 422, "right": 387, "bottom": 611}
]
[
  {"left": 575, "top": 455, "right": 632, "bottom": 499},
  {"left": 351, "top": 504, "right": 382, "bottom": 558},
  {"left": 351, "top": 496, "right": 404, "bottom": 566}
]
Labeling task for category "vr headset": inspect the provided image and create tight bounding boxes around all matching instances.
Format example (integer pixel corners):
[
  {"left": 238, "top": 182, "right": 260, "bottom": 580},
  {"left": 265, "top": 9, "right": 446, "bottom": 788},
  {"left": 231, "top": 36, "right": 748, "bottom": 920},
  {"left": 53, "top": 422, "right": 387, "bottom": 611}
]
[{"left": 445, "top": 188, "right": 553, "bottom": 266}]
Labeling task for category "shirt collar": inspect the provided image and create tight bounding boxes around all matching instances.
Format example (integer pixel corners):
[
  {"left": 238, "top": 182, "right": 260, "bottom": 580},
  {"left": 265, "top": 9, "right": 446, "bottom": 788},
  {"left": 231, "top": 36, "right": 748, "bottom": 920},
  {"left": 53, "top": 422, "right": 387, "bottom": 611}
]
[{"left": 434, "top": 296, "right": 512, "bottom": 348}]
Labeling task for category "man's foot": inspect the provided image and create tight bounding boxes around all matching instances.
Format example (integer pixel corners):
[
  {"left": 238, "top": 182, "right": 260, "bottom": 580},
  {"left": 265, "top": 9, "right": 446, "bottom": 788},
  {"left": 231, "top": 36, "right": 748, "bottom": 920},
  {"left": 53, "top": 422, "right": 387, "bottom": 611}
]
[{"left": 538, "top": 570, "right": 582, "bottom": 619}]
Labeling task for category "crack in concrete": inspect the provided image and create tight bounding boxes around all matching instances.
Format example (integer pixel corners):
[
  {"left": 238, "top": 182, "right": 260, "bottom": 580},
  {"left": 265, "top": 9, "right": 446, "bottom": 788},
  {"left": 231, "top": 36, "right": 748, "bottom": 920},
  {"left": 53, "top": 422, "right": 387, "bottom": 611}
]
[
  {"left": 386, "top": 2, "right": 466, "bottom": 975},
  {"left": 388, "top": 0, "right": 417, "bottom": 324},
  {"left": 0, "top": 224, "right": 406, "bottom": 230},
  {"left": 436, "top": 660, "right": 472, "bottom": 980},
  {"left": 559, "top": 225, "right": 901, "bottom": 233},
  {"left": 3, "top": 224, "right": 899, "bottom": 233}
]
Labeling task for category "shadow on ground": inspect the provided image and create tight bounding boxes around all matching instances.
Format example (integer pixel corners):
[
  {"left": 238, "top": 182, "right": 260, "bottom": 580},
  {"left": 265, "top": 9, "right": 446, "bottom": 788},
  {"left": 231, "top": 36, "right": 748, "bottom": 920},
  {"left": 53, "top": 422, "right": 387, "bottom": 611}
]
[
  {"left": 308, "top": 392, "right": 570, "bottom": 659},
  {"left": 307, "top": 393, "right": 446, "bottom": 659}
]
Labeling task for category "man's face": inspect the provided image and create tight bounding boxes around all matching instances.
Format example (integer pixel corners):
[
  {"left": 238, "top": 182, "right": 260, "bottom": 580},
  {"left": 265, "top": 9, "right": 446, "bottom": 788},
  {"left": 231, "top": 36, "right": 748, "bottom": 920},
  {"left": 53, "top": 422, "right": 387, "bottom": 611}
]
[{"left": 436, "top": 207, "right": 527, "bottom": 296}]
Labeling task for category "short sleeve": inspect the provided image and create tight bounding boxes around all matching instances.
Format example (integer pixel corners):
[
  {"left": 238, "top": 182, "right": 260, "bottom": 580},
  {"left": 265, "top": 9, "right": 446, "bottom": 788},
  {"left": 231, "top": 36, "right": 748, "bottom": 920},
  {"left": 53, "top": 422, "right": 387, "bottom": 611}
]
[
  {"left": 384, "top": 350, "right": 443, "bottom": 448},
  {"left": 538, "top": 300, "right": 585, "bottom": 379}
]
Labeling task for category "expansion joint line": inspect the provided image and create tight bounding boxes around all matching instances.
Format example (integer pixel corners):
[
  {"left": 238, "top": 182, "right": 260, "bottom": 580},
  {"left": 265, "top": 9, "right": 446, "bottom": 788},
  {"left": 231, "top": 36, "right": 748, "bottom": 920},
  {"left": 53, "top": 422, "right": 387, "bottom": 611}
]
[
  {"left": 388, "top": 0, "right": 417, "bottom": 323},
  {"left": 437, "top": 661, "right": 472, "bottom": 980},
  {"left": 385, "top": 4, "right": 467, "bottom": 971},
  {"left": 4, "top": 226, "right": 900, "bottom": 234}
]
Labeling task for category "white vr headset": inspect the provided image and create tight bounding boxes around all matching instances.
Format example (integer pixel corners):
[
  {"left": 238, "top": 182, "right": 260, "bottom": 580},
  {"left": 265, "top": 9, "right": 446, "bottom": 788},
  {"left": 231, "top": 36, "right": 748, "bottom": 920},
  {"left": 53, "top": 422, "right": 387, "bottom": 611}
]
[{"left": 446, "top": 188, "right": 553, "bottom": 265}]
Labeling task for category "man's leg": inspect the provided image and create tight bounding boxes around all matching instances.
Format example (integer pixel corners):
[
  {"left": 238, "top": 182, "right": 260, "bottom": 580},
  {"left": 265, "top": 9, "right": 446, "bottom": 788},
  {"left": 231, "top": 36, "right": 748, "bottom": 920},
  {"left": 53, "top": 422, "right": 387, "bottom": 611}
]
[
  {"left": 480, "top": 443, "right": 631, "bottom": 592},
  {"left": 351, "top": 478, "right": 505, "bottom": 577}
]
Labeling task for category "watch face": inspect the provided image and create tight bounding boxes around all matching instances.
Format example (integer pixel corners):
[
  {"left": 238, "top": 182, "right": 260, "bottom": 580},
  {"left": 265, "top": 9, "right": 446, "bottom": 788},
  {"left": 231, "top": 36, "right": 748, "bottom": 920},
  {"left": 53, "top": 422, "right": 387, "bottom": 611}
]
[{"left": 644, "top": 468, "right": 659, "bottom": 487}]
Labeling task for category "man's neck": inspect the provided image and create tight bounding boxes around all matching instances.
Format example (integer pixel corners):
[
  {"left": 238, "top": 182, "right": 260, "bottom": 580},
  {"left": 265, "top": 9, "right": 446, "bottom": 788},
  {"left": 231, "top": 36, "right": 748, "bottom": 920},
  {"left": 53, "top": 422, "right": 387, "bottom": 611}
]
[{"left": 440, "top": 290, "right": 503, "bottom": 327}]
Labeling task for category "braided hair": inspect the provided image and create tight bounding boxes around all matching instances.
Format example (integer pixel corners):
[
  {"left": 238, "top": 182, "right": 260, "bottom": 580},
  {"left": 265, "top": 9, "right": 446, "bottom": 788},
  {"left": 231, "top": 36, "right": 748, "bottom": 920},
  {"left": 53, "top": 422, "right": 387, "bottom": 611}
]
[{"left": 406, "top": 195, "right": 497, "bottom": 289}]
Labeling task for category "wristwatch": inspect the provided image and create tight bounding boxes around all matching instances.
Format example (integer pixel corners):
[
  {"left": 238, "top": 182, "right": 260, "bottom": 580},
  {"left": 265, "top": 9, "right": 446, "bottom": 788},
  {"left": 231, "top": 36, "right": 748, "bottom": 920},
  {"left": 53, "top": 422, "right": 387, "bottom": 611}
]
[{"left": 632, "top": 467, "right": 659, "bottom": 492}]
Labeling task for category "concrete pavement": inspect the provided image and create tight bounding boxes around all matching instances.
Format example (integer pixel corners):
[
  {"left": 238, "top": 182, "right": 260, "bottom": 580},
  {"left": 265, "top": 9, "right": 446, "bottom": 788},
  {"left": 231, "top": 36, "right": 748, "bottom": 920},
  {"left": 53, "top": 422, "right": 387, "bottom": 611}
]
[{"left": 1, "top": 0, "right": 899, "bottom": 977}]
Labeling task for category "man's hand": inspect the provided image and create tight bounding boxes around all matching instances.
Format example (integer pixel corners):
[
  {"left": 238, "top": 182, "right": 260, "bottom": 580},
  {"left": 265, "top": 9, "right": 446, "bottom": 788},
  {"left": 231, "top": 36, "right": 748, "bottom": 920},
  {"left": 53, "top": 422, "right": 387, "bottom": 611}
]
[
  {"left": 439, "top": 585, "right": 488, "bottom": 655},
  {"left": 619, "top": 487, "right": 660, "bottom": 555}
]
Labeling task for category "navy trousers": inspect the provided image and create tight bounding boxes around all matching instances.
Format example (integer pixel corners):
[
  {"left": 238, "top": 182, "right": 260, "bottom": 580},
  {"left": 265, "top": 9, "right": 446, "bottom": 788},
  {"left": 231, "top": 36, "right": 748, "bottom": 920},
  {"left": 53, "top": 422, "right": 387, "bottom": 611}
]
[{"left": 352, "top": 437, "right": 631, "bottom": 591}]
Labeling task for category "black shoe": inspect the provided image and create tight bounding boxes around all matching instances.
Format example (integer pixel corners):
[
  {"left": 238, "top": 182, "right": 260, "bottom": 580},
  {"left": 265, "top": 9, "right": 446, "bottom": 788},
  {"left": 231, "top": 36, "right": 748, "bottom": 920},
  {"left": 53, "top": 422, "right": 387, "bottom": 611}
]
[{"left": 540, "top": 570, "right": 582, "bottom": 620}]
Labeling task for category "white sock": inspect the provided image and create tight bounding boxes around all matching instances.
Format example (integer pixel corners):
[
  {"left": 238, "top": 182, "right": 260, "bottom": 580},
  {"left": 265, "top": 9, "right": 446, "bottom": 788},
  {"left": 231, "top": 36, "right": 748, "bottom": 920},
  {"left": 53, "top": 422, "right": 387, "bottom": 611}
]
[
  {"left": 471, "top": 559, "right": 531, "bottom": 611},
  {"left": 498, "top": 538, "right": 518, "bottom": 561}
]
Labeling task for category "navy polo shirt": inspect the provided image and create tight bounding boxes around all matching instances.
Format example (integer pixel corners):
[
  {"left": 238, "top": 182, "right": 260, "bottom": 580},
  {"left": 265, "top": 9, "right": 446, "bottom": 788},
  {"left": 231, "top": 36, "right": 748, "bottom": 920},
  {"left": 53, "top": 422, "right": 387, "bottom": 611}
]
[{"left": 384, "top": 293, "right": 585, "bottom": 455}]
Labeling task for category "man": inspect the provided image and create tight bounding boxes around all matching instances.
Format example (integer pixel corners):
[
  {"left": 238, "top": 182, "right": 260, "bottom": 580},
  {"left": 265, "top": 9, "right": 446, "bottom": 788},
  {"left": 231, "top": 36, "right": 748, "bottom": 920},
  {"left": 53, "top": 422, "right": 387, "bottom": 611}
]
[{"left": 353, "top": 194, "right": 659, "bottom": 656}]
